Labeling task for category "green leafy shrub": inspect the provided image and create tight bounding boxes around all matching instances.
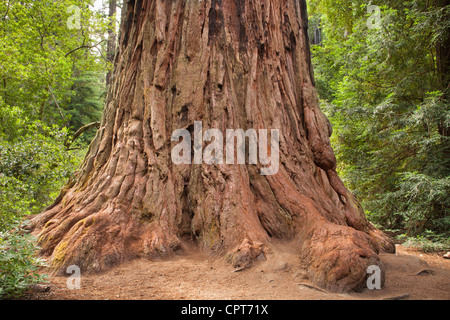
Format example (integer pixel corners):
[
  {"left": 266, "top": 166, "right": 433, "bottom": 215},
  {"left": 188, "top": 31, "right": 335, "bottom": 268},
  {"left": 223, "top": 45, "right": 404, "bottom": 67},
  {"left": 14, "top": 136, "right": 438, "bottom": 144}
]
[
  {"left": 0, "top": 121, "right": 85, "bottom": 299},
  {"left": 0, "top": 121, "right": 85, "bottom": 215},
  {"left": 0, "top": 223, "right": 48, "bottom": 299},
  {"left": 397, "top": 232, "right": 450, "bottom": 253},
  {"left": 0, "top": 175, "right": 32, "bottom": 233}
]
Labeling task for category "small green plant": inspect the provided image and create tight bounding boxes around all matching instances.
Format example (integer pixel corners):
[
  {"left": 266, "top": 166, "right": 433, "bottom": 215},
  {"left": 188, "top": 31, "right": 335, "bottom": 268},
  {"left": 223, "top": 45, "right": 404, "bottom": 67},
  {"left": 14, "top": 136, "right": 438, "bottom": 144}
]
[
  {"left": 396, "top": 231, "right": 450, "bottom": 253},
  {"left": 0, "top": 223, "right": 48, "bottom": 299}
]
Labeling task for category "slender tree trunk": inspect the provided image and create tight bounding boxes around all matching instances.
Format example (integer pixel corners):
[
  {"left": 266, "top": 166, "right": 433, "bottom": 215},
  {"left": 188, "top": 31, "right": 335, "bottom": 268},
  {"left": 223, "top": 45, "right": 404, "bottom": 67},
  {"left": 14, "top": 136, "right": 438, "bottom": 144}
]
[
  {"left": 106, "top": 0, "right": 117, "bottom": 87},
  {"left": 29, "top": 0, "right": 394, "bottom": 293}
]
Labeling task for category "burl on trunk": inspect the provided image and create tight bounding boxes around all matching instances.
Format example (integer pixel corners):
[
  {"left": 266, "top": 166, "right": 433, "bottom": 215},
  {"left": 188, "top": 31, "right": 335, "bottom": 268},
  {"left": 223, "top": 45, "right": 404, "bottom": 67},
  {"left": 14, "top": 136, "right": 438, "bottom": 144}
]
[{"left": 29, "top": 0, "right": 395, "bottom": 293}]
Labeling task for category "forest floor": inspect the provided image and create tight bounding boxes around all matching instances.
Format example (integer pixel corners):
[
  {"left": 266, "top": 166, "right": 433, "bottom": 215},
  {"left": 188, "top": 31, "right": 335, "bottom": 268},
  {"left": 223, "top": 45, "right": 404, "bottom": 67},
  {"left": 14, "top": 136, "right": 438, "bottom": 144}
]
[{"left": 24, "top": 243, "right": 450, "bottom": 300}]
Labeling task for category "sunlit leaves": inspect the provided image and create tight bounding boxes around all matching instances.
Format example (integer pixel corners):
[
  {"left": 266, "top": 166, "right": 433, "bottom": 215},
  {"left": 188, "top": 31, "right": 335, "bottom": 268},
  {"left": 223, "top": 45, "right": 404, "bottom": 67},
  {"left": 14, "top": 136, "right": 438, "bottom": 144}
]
[{"left": 0, "top": 0, "right": 108, "bottom": 125}]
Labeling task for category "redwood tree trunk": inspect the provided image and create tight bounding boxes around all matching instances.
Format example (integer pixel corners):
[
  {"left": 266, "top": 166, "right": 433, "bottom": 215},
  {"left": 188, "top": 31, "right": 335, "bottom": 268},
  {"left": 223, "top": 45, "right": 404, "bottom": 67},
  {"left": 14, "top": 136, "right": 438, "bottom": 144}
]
[{"left": 29, "top": 0, "right": 394, "bottom": 293}]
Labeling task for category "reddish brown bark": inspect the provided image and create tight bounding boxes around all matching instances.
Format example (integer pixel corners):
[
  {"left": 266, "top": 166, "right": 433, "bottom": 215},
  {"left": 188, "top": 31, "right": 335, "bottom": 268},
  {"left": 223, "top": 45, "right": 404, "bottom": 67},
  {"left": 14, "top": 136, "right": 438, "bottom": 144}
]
[{"left": 29, "top": 0, "right": 394, "bottom": 293}]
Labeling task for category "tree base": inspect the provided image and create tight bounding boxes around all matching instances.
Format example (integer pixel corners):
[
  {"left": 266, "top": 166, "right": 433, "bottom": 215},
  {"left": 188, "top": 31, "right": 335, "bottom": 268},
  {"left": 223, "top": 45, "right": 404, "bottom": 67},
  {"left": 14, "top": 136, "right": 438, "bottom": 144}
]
[
  {"left": 29, "top": 184, "right": 394, "bottom": 293},
  {"left": 27, "top": 0, "right": 396, "bottom": 293}
]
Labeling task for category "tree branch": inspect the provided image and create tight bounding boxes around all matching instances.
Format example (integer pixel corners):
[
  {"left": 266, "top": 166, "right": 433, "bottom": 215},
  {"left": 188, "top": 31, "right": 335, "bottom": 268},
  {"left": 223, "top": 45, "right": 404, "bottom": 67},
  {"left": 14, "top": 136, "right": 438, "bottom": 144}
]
[
  {"left": 65, "top": 121, "right": 101, "bottom": 148},
  {"left": 47, "top": 85, "right": 65, "bottom": 123},
  {"left": 65, "top": 39, "right": 107, "bottom": 57},
  {"left": 2, "top": 0, "right": 10, "bottom": 21}
]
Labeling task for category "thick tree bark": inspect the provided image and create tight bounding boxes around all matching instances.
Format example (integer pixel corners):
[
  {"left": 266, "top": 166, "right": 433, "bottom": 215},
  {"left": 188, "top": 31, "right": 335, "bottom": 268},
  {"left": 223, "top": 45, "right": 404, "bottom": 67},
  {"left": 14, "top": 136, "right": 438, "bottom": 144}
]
[{"left": 29, "top": 0, "right": 394, "bottom": 293}]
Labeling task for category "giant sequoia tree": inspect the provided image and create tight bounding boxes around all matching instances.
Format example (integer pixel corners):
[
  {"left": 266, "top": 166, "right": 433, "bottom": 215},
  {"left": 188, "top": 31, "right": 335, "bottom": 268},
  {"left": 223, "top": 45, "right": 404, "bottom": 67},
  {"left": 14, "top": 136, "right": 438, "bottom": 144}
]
[{"left": 29, "top": 0, "right": 395, "bottom": 293}]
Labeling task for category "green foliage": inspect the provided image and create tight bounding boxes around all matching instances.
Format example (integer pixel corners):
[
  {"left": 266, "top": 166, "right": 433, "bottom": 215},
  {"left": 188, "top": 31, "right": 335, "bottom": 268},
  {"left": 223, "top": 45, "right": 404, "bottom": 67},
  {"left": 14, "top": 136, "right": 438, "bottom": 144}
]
[
  {"left": 65, "top": 71, "right": 105, "bottom": 143},
  {"left": 0, "top": 176, "right": 32, "bottom": 234},
  {"left": 397, "top": 231, "right": 450, "bottom": 253},
  {"left": 0, "top": 0, "right": 111, "bottom": 298},
  {"left": 0, "top": 0, "right": 108, "bottom": 130},
  {"left": 0, "top": 121, "right": 85, "bottom": 299},
  {"left": 402, "top": 238, "right": 449, "bottom": 253},
  {"left": 0, "top": 223, "right": 48, "bottom": 299},
  {"left": 308, "top": 0, "right": 450, "bottom": 240},
  {"left": 0, "top": 122, "right": 85, "bottom": 216}
]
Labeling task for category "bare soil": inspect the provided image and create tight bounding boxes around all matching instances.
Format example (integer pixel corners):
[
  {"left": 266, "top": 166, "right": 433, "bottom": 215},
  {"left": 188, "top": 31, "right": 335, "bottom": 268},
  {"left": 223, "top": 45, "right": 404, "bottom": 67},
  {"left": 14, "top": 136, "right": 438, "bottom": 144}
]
[{"left": 25, "top": 243, "right": 450, "bottom": 300}]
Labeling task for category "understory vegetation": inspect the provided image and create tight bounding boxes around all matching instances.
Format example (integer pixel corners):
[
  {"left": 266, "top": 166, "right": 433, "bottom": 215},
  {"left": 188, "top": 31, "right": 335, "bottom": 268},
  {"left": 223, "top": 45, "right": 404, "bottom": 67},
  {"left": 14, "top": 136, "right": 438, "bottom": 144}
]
[
  {"left": 0, "top": 0, "right": 113, "bottom": 298},
  {"left": 307, "top": 0, "right": 449, "bottom": 248}
]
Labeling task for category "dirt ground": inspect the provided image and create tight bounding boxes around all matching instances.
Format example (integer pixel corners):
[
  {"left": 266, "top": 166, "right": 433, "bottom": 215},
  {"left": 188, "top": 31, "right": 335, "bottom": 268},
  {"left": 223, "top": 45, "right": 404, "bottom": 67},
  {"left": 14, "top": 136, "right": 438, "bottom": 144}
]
[{"left": 24, "top": 243, "right": 450, "bottom": 300}]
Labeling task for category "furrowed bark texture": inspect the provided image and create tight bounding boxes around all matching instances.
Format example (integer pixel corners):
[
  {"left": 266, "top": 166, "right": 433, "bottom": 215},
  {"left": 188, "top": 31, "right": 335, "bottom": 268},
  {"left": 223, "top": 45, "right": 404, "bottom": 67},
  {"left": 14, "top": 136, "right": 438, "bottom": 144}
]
[{"left": 29, "top": 0, "right": 395, "bottom": 293}]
